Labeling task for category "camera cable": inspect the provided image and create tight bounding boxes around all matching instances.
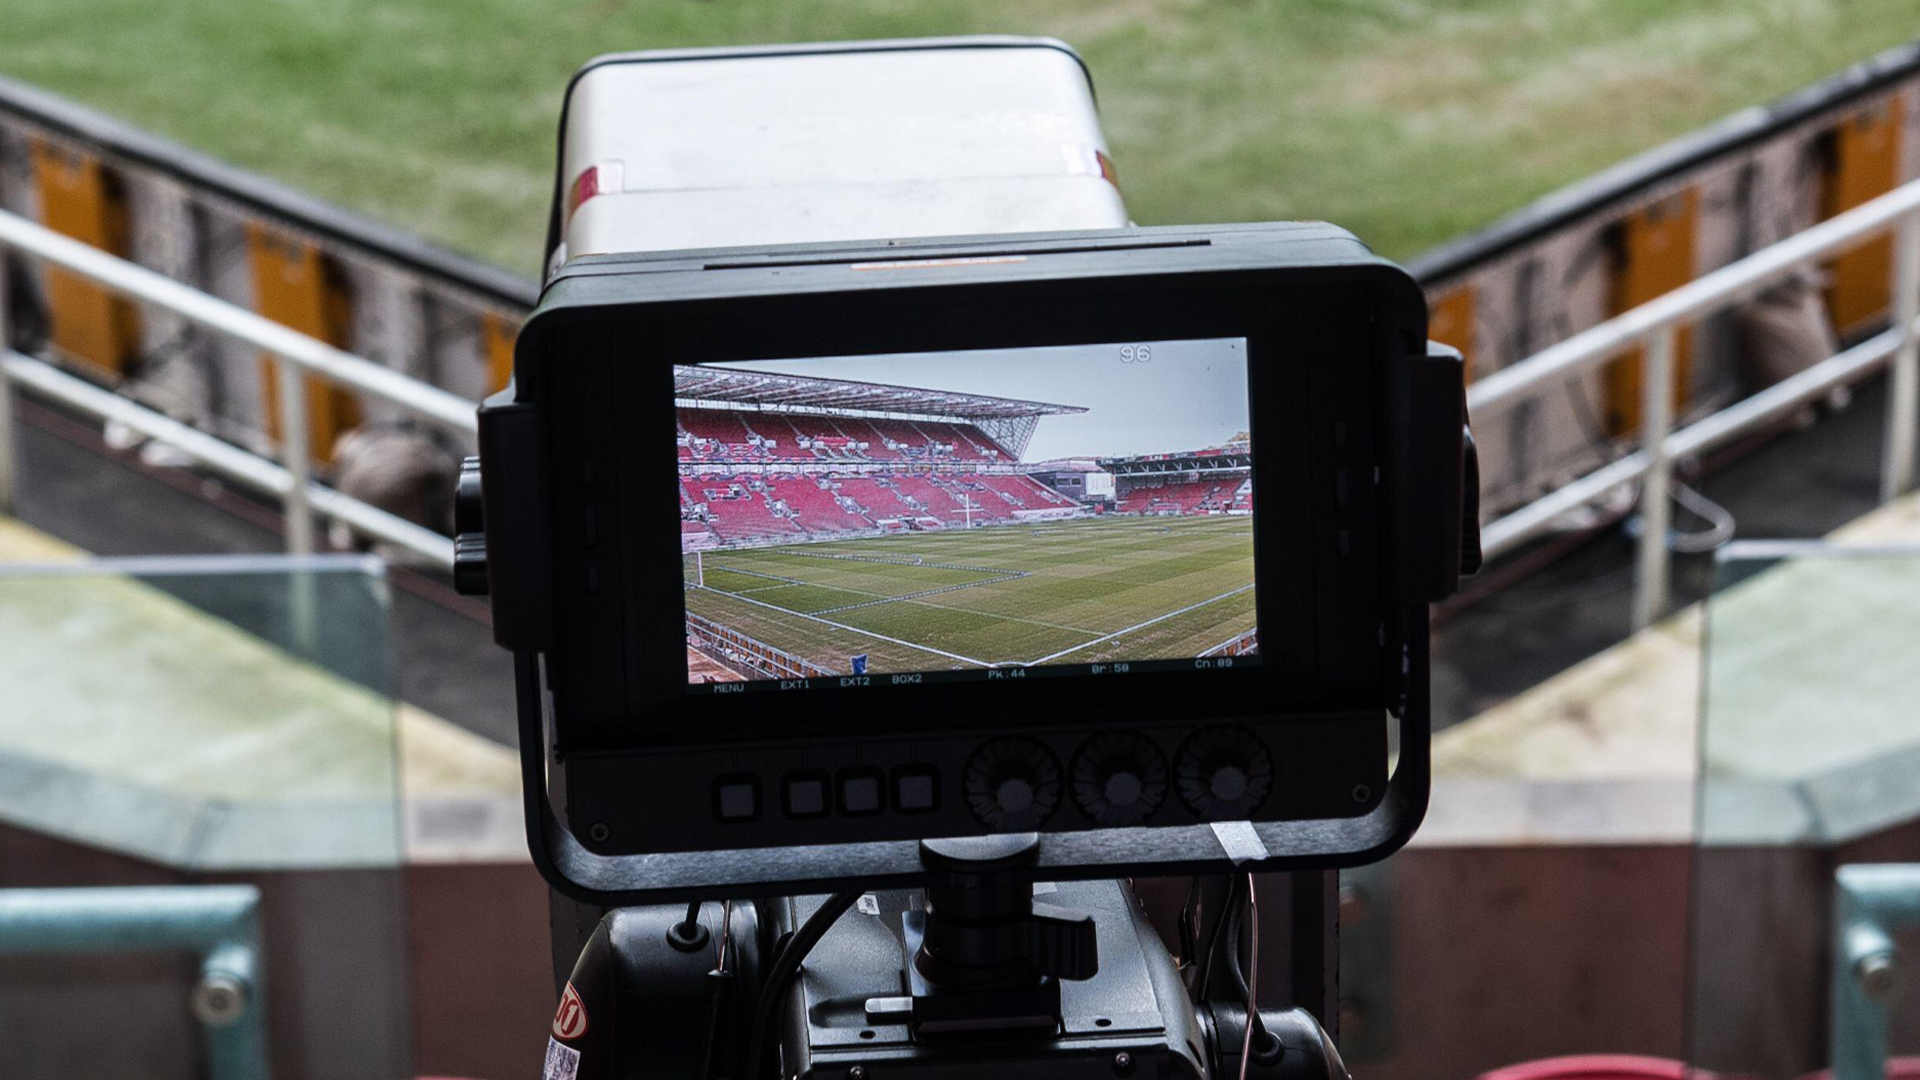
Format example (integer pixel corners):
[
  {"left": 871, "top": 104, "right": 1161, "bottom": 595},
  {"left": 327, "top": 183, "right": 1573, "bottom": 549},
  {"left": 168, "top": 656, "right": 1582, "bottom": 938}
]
[
  {"left": 1193, "top": 873, "right": 1242, "bottom": 1000},
  {"left": 746, "top": 891, "right": 862, "bottom": 1080}
]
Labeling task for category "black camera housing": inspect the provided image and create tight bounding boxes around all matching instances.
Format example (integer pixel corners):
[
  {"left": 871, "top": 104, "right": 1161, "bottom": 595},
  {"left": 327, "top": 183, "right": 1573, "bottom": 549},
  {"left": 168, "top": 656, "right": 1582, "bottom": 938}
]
[{"left": 467, "top": 222, "right": 1470, "bottom": 903}]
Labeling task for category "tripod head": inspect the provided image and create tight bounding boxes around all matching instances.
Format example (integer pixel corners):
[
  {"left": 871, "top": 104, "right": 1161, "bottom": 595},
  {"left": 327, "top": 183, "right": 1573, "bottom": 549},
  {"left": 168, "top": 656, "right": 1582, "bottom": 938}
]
[{"left": 905, "top": 835, "right": 1097, "bottom": 1035}]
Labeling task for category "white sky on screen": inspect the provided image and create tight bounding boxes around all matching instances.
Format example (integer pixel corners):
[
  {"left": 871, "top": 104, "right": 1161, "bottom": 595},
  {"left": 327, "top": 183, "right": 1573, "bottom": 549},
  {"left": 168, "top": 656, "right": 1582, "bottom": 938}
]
[{"left": 712, "top": 338, "right": 1249, "bottom": 461}]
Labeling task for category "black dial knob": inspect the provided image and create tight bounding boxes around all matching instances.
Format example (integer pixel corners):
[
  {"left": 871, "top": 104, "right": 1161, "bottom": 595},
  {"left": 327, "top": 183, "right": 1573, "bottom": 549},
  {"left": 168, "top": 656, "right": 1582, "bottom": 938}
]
[
  {"left": 1175, "top": 726, "right": 1274, "bottom": 820},
  {"left": 1070, "top": 731, "right": 1169, "bottom": 826},
  {"left": 963, "top": 737, "right": 1062, "bottom": 831},
  {"left": 452, "top": 456, "right": 489, "bottom": 596}
]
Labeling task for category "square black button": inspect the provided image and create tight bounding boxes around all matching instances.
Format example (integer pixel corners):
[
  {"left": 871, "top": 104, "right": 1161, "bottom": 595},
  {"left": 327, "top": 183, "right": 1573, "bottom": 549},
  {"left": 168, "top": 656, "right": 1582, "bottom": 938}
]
[
  {"left": 712, "top": 774, "right": 761, "bottom": 823},
  {"left": 838, "top": 768, "right": 885, "bottom": 816},
  {"left": 892, "top": 766, "right": 939, "bottom": 813},
  {"left": 783, "top": 771, "right": 830, "bottom": 819}
]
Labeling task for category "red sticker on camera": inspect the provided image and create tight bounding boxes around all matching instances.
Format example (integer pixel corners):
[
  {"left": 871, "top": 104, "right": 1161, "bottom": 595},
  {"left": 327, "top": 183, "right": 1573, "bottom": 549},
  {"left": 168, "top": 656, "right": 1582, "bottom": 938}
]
[{"left": 552, "top": 981, "right": 588, "bottom": 1040}]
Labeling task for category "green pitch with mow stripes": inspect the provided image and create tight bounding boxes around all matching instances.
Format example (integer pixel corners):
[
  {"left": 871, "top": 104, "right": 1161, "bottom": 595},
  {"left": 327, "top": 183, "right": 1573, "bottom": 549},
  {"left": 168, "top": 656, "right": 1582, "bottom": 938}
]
[{"left": 683, "top": 516, "right": 1255, "bottom": 676}]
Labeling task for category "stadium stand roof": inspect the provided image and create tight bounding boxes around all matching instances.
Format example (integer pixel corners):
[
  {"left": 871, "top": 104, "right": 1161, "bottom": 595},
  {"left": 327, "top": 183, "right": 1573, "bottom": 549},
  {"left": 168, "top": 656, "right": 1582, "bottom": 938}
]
[
  {"left": 1099, "top": 443, "right": 1252, "bottom": 476},
  {"left": 674, "top": 365, "right": 1086, "bottom": 420},
  {"left": 1023, "top": 457, "right": 1106, "bottom": 474}
]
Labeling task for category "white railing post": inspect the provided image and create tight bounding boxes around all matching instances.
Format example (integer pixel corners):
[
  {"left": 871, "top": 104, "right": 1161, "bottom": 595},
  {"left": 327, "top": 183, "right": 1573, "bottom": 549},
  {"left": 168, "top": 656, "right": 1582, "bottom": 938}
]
[
  {"left": 1631, "top": 327, "right": 1677, "bottom": 631},
  {"left": 273, "top": 357, "right": 314, "bottom": 556},
  {"left": 0, "top": 277, "right": 16, "bottom": 516},
  {"left": 1880, "top": 210, "right": 1920, "bottom": 502}
]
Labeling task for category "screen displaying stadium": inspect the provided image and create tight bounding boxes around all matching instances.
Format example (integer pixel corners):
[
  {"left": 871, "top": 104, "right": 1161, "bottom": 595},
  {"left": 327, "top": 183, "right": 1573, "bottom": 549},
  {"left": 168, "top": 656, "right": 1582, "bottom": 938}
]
[{"left": 678, "top": 339, "right": 1257, "bottom": 692}]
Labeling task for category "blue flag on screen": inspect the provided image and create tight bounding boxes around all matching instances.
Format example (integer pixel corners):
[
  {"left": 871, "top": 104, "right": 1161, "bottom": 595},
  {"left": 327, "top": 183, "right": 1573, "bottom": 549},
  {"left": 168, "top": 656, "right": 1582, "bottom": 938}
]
[{"left": 851, "top": 654, "right": 868, "bottom": 675}]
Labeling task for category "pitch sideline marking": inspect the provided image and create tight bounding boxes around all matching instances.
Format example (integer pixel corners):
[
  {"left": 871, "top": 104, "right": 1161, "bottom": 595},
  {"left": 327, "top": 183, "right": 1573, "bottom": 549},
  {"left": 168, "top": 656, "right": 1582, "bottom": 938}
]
[
  {"left": 699, "top": 577, "right": 1095, "bottom": 659},
  {"left": 690, "top": 585, "right": 1000, "bottom": 669},
  {"left": 737, "top": 549, "right": 1114, "bottom": 639},
  {"left": 702, "top": 563, "right": 810, "bottom": 586},
  {"left": 709, "top": 558, "right": 1025, "bottom": 612},
  {"left": 1021, "top": 583, "right": 1258, "bottom": 666},
  {"left": 888, "top": 595, "right": 1106, "bottom": 638},
  {"left": 700, "top": 573, "right": 1097, "bottom": 661},
  {"left": 811, "top": 573, "right": 1031, "bottom": 615},
  {"left": 766, "top": 548, "right": 1011, "bottom": 575}
]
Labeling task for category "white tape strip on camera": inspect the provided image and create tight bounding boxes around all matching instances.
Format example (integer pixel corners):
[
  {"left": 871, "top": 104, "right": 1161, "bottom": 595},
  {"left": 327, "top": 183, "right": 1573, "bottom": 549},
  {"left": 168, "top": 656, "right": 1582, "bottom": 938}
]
[{"left": 1210, "top": 821, "right": 1269, "bottom": 865}]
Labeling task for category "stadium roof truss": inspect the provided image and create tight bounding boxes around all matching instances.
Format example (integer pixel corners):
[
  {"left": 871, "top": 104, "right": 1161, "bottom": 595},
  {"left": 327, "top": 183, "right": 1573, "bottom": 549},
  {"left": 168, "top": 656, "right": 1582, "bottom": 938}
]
[
  {"left": 1099, "top": 449, "right": 1253, "bottom": 477},
  {"left": 674, "top": 365, "right": 1086, "bottom": 459}
]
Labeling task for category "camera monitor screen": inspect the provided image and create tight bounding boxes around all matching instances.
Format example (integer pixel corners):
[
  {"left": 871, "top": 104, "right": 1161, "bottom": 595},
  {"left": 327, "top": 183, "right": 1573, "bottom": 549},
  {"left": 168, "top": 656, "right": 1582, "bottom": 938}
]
[{"left": 677, "top": 338, "right": 1257, "bottom": 693}]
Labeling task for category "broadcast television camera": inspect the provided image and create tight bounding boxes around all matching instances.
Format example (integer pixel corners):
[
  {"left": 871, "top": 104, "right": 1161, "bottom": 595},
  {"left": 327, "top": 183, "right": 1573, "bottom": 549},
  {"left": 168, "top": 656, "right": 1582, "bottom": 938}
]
[{"left": 451, "top": 37, "right": 1479, "bottom": 1080}]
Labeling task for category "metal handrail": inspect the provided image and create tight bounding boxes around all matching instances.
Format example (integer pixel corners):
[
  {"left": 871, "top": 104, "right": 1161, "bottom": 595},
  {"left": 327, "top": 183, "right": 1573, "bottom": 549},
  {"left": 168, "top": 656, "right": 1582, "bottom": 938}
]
[
  {"left": 1467, "top": 181, "right": 1920, "bottom": 416},
  {"left": 0, "top": 885, "right": 269, "bottom": 1080},
  {"left": 1831, "top": 864, "right": 1920, "bottom": 1080},
  {"left": 1, "top": 351, "right": 456, "bottom": 564},
  {"left": 1470, "top": 178, "right": 1920, "bottom": 628},
  {"left": 0, "top": 207, "right": 476, "bottom": 568},
  {"left": 3, "top": 175, "right": 1916, "bottom": 601},
  {"left": 0, "top": 210, "right": 479, "bottom": 432}
]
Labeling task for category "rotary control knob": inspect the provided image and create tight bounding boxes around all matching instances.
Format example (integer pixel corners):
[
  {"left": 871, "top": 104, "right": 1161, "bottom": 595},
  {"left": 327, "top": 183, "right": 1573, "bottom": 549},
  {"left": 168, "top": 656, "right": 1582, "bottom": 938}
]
[
  {"left": 1070, "top": 731, "right": 1169, "bottom": 826},
  {"left": 452, "top": 456, "right": 489, "bottom": 596},
  {"left": 1175, "top": 726, "right": 1274, "bottom": 820},
  {"left": 963, "top": 736, "right": 1062, "bottom": 831}
]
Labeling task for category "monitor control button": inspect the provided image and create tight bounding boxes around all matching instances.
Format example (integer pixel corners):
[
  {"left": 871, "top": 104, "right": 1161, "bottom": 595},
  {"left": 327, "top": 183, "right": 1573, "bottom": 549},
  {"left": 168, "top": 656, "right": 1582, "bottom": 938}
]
[
  {"left": 782, "top": 771, "right": 830, "bottom": 819},
  {"left": 1174, "top": 726, "right": 1274, "bottom": 820},
  {"left": 838, "top": 768, "right": 885, "bottom": 816},
  {"left": 712, "top": 775, "right": 761, "bottom": 823},
  {"left": 963, "top": 737, "right": 1061, "bottom": 831},
  {"left": 1070, "top": 731, "right": 1169, "bottom": 826},
  {"left": 892, "top": 765, "right": 939, "bottom": 813}
]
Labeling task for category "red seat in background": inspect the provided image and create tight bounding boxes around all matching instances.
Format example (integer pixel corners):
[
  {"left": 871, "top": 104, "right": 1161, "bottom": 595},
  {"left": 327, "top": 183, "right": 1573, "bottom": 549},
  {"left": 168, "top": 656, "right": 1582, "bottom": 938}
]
[
  {"left": 1474, "top": 1057, "right": 1706, "bottom": 1080},
  {"left": 1475, "top": 1056, "right": 1920, "bottom": 1080}
]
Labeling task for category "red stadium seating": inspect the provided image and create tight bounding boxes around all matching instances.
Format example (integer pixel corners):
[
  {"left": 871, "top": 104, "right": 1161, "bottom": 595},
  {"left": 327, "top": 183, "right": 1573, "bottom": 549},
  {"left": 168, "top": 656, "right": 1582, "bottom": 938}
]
[
  {"left": 935, "top": 479, "right": 1014, "bottom": 521},
  {"left": 682, "top": 469, "right": 1089, "bottom": 543},
  {"left": 1114, "top": 476, "right": 1247, "bottom": 516},
  {"left": 680, "top": 408, "right": 753, "bottom": 444},
  {"left": 867, "top": 419, "right": 929, "bottom": 458},
  {"left": 749, "top": 414, "right": 810, "bottom": 455},
  {"left": 827, "top": 419, "right": 892, "bottom": 460},
  {"left": 828, "top": 476, "right": 905, "bottom": 517},
  {"left": 677, "top": 405, "right": 1015, "bottom": 467},
  {"left": 681, "top": 475, "right": 803, "bottom": 542},
  {"left": 770, "top": 476, "right": 875, "bottom": 533},
  {"left": 886, "top": 474, "right": 966, "bottom": 520},
  {"left": 934, "top": 422, "right": 1006, "bottom": 461},
  {"left": 1471, "top": 1057, "right": 1700, "bottom": 1080},
  {"left": 677, "top": 402, "right": 1127, "bottom": 545}
]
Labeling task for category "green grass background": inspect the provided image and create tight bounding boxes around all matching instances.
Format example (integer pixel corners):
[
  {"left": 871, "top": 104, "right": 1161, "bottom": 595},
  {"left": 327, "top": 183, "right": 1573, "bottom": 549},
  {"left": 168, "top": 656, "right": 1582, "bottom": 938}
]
[{"left": 3, "top": 1, "right": 1915, "bottom": 273}]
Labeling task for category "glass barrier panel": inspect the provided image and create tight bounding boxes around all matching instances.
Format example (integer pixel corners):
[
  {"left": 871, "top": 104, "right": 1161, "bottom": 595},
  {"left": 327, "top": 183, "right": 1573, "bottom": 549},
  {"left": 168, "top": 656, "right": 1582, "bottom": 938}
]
[
  {"left": 0, "top": 554, "right": 410, "bottom": 1080},
  {"left": 1689, "top": 541, "right": 1920, "bottom": 1080}
]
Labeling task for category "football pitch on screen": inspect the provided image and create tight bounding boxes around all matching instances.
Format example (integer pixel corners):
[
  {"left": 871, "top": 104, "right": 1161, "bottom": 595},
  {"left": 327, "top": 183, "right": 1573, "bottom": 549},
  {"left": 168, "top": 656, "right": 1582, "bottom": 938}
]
[{"left": 684, "top": 516, "right": 1256, "bottom": 676}]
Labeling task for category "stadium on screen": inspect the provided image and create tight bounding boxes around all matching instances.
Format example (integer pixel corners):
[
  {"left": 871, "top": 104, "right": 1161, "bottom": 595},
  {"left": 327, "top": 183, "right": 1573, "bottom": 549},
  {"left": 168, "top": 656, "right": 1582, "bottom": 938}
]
[{"left": 678, "top": 359, "right": 1257, "bottom": 685}]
